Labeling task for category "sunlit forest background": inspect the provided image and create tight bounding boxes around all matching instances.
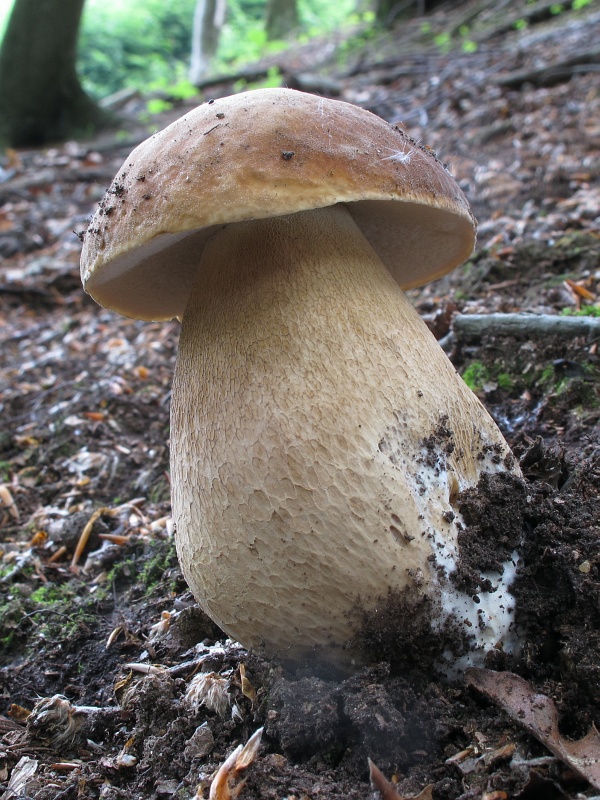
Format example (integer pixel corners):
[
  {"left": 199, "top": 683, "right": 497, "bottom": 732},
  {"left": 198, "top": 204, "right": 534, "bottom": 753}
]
[{"left": 0, "top": 0, "right": 361, "bottom": 101}]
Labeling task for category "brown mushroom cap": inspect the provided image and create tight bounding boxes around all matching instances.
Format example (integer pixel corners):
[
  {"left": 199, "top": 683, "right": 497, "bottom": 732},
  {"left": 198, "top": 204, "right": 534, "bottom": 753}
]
[{"left": 81, "top": 88, "right": 475, "bottom": 321}]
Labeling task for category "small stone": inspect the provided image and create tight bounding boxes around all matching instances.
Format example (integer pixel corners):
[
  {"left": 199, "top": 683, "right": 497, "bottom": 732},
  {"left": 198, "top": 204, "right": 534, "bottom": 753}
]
[{"left": 184, "top": 722, "right": 215, "bottom": 759}]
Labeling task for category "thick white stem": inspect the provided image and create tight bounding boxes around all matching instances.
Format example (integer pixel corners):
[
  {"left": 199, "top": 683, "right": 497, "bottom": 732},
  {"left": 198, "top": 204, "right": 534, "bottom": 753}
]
[{"left": 171, "top": 205, "right": 516, "bottom": 662}]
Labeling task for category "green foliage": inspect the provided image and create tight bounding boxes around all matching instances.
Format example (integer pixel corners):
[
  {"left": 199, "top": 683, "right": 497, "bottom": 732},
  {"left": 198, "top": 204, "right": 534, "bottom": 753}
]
[
  {"left": 426, "top": 22, "right": 478, "bottom": 56},
  {"left": 462, "top": 362, "right": 490, "bottom": 392},
  {"left": 560, "top": 305, "right": 600, "bottom": 317},
  {"left": 462, "top": 362, "right": 514, "bottom": 393},
  {"left": 146, "top": 97, "right": 173, "bottom": 115},
  {"left": 433, "top": 30, "right": 452, "bottom": 52},
  {"left": 216, "top": 0, "right": 355, "bottom": 72},
  {"left": 78, "top": 0, "right": 197, "bottom": 98},
  {"left": 138, "top": 540, "right": 179, "bottom": 596},
  {"left": 75, "top": 0, "right": 357, "bottom": 99},
  {"left": 496, "top": 373, "right": 514, "bottom": 390},
  {"left": 234, "top": 65, "right": 282, "bottom": 92},
  {"left": 216, "top": 22, "right": 287, "bottom": 71},
  {"left": 335, "top": 13, "right": 379, "bottom": 65}
]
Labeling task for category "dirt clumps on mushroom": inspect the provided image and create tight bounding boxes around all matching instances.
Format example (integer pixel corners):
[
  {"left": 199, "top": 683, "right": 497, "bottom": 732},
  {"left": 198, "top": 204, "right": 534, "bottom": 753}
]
[{"left": 80, "top": 88, "right": 521, "bottom": 668}]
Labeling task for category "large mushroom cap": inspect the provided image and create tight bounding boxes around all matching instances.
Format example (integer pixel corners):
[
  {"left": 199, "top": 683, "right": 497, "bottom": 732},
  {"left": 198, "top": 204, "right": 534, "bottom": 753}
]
[{"left": 81, "top": 88, "right": 475, "bottom": 321}]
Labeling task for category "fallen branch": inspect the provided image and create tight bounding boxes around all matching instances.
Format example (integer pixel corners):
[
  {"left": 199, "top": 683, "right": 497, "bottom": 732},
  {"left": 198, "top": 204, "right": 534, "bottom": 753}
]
[
  {"left": 478, "top": 0, "right": 585, "bottom": 42},
  {"left": 449, "top": 312, "right": 600, "bottom": 341},
  {"left": 0, "top": 167, "right": 116, "bottom": 200},
  {"left": 193, "top": 67, "right": 342, "bottom": 96},
  {"left": 494, "top": 49, "right": 600, "bottom": 88}
]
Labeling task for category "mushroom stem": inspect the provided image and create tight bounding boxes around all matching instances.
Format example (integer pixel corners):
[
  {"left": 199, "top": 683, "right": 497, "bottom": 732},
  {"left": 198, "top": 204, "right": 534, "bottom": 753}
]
[{"left": 171, "top": 204, "right": 516, "bottom": 662}]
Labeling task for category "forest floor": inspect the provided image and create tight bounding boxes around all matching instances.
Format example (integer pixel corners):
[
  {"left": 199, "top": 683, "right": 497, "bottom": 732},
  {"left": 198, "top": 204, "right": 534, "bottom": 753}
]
[{"left": 1, "top": 0, "right": 600, "bottom": 798}]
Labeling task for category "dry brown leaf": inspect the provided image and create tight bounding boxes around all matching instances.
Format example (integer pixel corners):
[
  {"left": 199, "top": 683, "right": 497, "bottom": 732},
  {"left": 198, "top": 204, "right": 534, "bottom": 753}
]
[
  {"left": 1, "top": 756, "right": 38, "bottom": 800},
  {"left": 239, "top": 664, "right": 257, "bottom": 703},
  {"left": 8, "top": 704, "right": 32, "bottom": 723},
  {"left": 368, "top": 760, "right": 434, "bottom": 800},
  {"left": 206, "top": 727, "right": 263, "bottom": 800},
  {"left": 368, "top": 760, "right": 400, "bottom": 800},
  {"left": 0, "top": 485, "right": 19, "bottom": 523},
  {"left": 466, "top": 668, "right": 600, "bottom": 791},
  {"left": 564, "top": 278, "right": 596, "bottom": 302}
]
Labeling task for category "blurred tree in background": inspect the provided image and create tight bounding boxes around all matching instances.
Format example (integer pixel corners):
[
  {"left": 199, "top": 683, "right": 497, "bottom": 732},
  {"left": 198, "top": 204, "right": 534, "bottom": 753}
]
[
  {"left": 374, "top": 0, "right": 458, "bottom": 27},
  {"left": 0, "top": 0, "right": 400, "bottom": 146},
  {"left": 79, "top": 0, "right": 196, "bottom": 98},
  {"left": 0, "top": 0, "right": 106, "bottom": 146},
  {"left": 190, "top": 0, "right": 227, "bottom": 83},
  {"left": 265, "top": 0, "right": 299, "bottom": 39}
]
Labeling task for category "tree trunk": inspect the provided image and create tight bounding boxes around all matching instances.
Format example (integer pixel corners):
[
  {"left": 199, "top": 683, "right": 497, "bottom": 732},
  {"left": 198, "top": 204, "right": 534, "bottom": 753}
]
[
  {"left": 0, "top": 0, "right": 107, "bottom": 146},
  {"left": 374, "top": 0, "right": 455, "bottom": 27},
  {"left": 265, "top": 0, "right": 299, "bottom": 41},
  {"left": 189, "top": 0, "right": 227, "bottom": 85}
]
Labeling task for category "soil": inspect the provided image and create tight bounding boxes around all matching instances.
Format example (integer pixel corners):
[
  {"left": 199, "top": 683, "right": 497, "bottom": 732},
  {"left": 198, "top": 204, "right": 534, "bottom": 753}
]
[{"left": 1, "top": 2, "right": 600, "bottom": 799}]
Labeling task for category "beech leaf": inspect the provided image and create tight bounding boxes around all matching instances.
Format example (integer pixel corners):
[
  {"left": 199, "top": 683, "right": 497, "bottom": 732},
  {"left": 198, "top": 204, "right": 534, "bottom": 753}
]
[{"left": 466, "top": 668, "right": 600, "bottom": 791}]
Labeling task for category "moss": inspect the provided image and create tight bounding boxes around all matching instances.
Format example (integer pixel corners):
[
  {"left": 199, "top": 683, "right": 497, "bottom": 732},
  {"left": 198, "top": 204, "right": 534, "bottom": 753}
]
[
  {"left": 496, "top": 372, "right": 514, "bottom": 390},
  {"left": 105, "top": 557, "right": 137, "bottom": 587},
  {"left": 537, "top": 365, "right": 556, "bottom": 386},
  {"left": 138, "top": 540, "right": 180, "bottom": 597},
  {"left": 560, "top": 305, "right": 600, "bottom": 317},
  {"left": 462, "top": 362, "right": 490, "bottom": 392},
  {"left": 30, "top": 584, "right": 72, "bottom": 606},
  {"left": 148, "top": 476, "right": 170, "bottom": 504}
]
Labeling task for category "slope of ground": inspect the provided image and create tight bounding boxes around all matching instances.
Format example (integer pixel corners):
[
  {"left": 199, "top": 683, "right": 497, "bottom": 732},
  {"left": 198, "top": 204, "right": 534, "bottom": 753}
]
[{"left": 0, "top": 2, "right": 599, "bottom": 798}]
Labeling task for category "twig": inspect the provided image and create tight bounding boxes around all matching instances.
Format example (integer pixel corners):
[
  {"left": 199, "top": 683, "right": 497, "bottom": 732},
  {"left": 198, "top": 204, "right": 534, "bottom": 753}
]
[
  {"left": 71, "top": 507, "right": 117, "bottom": 569},
  {"left": 477, "top": 0, "right": 584, "bottom": 42},
  {"left": 192, "top": 65, "right": 342, "bottom": 96},
  {"left": 449, "top": 312, "right": 600, "bottom": 341},
  {"left": 494, "top": 49, "right": 600, "bottom": 88}
]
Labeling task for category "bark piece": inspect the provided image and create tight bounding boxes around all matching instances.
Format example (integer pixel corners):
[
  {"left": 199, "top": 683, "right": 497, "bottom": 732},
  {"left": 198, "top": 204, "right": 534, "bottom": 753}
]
[
  {"left": 451, "top": 312, "right": 600, "bottom": 340},
  {"left": 494, "top": 49, "right": 600, "bottom": 88}
]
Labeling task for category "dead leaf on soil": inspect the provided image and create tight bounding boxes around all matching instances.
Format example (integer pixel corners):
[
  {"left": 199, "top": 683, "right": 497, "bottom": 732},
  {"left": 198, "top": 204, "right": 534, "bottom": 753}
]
[
  {"left": 368, "top": 759, "right": 434, "bottom": 800},
  {"left": 239, "top": 664, "right": 257, "bottom": 703},
  {"left": 0, "top": 485, "right": 19, "bottom": 525},
  {"left": 1, "top": 756, "right": 38, "bottom": 800},
  {"left": 205, "top": 726, "right": 263, "bottom": 800},
  {"left": 466, "top": 668, "right": 600, "bottom": 791}
]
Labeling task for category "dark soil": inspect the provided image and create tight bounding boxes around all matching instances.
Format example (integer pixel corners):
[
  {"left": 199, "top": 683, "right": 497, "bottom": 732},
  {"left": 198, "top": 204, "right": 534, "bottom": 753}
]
[{"left": 1, "top": 2, "right": 600, "bottom": 798}]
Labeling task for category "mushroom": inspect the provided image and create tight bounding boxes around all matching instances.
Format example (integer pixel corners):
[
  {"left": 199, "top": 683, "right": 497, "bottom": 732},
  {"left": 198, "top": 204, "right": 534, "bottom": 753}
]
[{"left": 81, "top": 88, "right": 520, "bottom": 667}]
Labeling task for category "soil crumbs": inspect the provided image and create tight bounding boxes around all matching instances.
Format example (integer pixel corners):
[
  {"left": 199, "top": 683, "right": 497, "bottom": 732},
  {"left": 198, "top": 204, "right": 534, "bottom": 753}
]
[{"left": 1, "top": 1, "right": 600, "bottom": 799}]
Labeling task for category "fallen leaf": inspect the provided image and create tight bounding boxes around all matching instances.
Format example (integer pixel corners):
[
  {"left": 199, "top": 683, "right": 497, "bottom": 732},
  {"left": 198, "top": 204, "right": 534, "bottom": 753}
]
[
  {"left": 466, "top": 668, "right": 600, "bottom": 791},
  {"left": 369, "top": 760, "right": 400, "bottom": 800},
  {"left": 239, "top": 664, "right": 257, "bottom": 703},
  {"left": 206, "top": 727, "right": 263, "bottom": 800},
  {"left": 1, "top": 756, "right": 38, "bottom": 800},
  {"left": 368, "top": 760, "right": 434, "bottom": 799}
]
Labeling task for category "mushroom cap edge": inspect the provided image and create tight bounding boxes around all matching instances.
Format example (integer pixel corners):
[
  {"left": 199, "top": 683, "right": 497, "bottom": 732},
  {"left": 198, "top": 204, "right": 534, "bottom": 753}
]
[{"left": 80, "top": 87, "right": 476, "bottom": 321}]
